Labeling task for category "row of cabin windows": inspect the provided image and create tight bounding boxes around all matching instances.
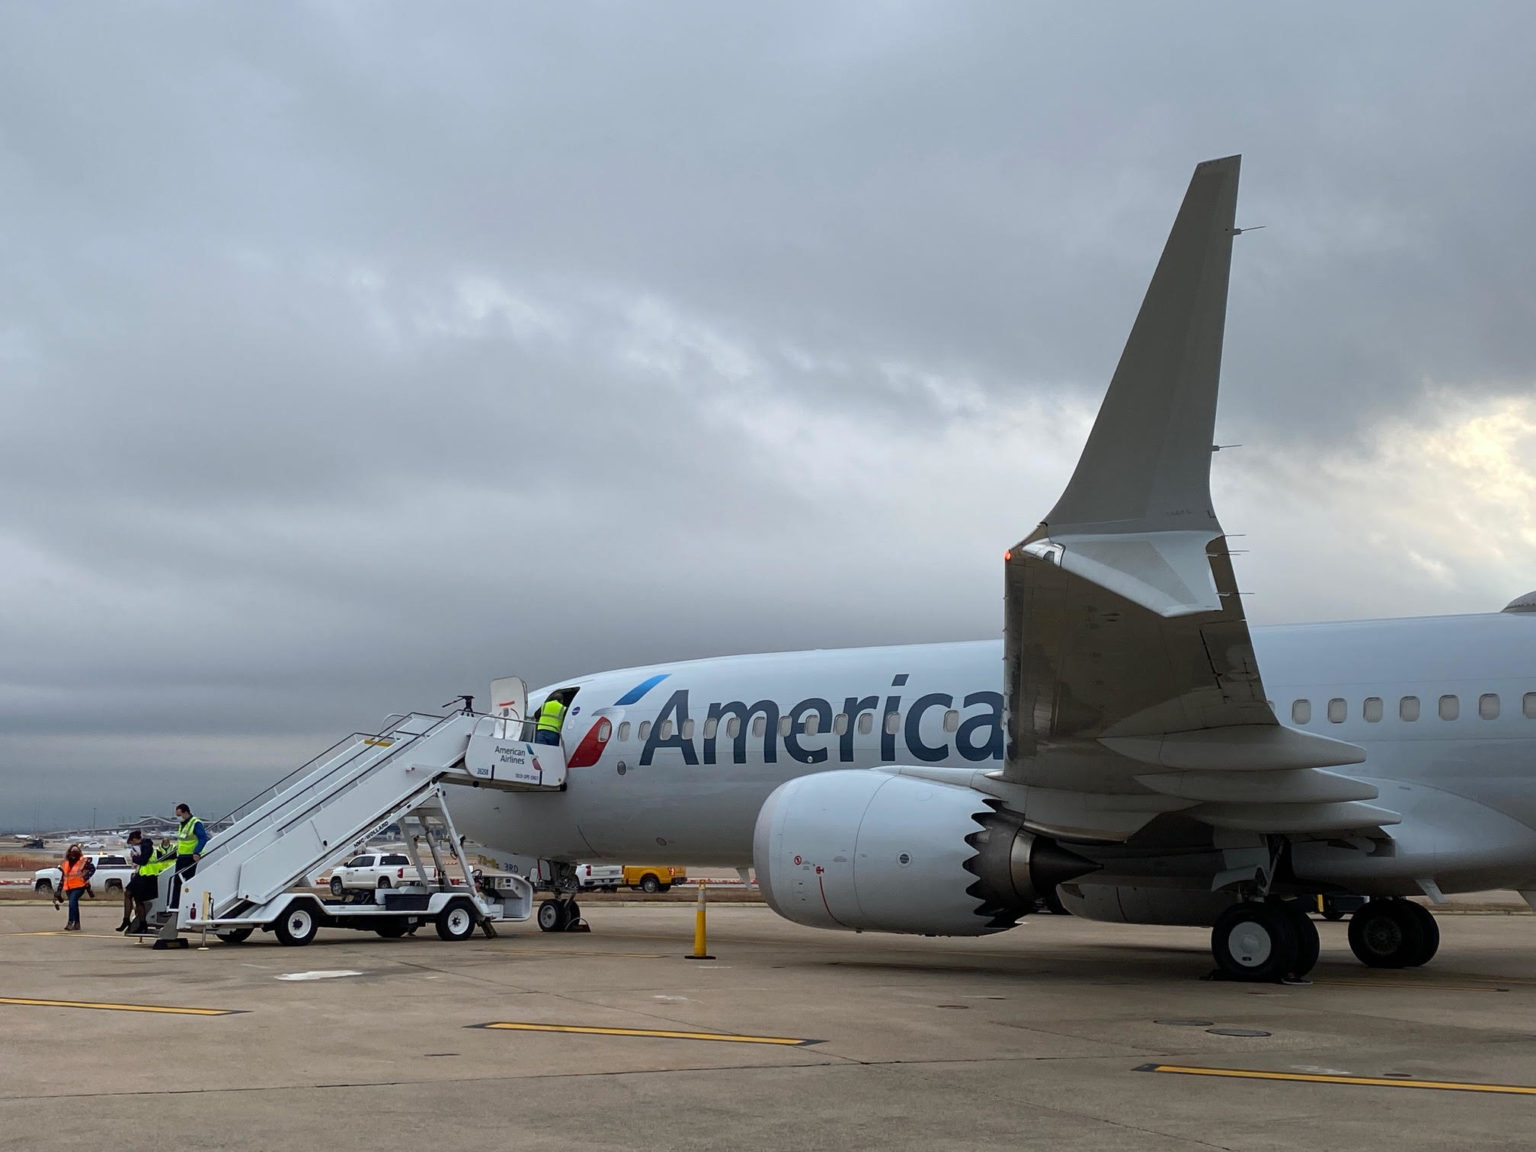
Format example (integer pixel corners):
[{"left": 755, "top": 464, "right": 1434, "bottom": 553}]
[
  {"left": 1289, "top": 692, "right": 1536, "bottom": 726},
  {"left": 612, "top": 708, "right": 968, "bottom": 744}
]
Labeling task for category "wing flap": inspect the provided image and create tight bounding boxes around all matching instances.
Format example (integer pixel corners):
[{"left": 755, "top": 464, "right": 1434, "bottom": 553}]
[
  {"left": 1134, "top": 767, "right": 1379, "bottom": 805},
  {"left": 1101, "top": 725, "right": 1366, "bottom": 772}
]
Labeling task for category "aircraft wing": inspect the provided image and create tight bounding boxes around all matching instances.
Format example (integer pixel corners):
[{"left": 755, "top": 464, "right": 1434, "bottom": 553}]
[{"left": 1000, "top": 156, "right": 1397, "bottom": 842}]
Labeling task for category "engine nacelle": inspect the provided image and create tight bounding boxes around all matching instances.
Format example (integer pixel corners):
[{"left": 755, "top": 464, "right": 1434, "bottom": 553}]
[
  {"left": 1057, "top": 882, "right": 1234, "bottom": 926},
  {"left": 753, "top": 770, "right": 1093, "bottom": 935}
]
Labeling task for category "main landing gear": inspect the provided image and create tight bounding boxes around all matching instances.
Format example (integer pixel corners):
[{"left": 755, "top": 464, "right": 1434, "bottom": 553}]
[
  {"left": 1346, "top": 898, "right": 1440, "bottom": 968},
  {"left": 1211, "top": 900, "right": 1320, "bottom": 982},
  {"left": 1210, "top": 896, "right": 1440, "bottom": 981}
]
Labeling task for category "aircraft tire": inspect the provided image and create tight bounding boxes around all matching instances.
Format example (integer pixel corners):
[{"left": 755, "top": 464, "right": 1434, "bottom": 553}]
[
  {"left": 1211, "top": 903, "right": 1298, "bottom": 982},
  {"left": 537, "top": 899, "right": 568, "bottom": 932},
  {"left": 1401, "top": 901, "right": 1440, "bottom": 966},
  {"left": 1282, "top": 902, "right": 1320, "bottom": 977},
  {"left": 1347, "top": 900, "right": 1426, "bottom": 968}
]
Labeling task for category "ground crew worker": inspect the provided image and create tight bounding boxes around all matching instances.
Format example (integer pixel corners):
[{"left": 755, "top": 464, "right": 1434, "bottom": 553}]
[
  {"left": 54, "top": 844, "right": 92, "bottom": 931},
  {"left": 168, "top": 803, "right": 208, "bottom": 911},
  {"left": 534, "top": 695, "right": 566, "bottom": 746},
  {"left": 132, "top": 838, "right": 177, "bottom": 935}
]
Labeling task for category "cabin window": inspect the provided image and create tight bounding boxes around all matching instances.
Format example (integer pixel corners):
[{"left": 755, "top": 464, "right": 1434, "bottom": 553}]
[
  {"left": 857, "top": 712, "right": 874, "bottom": 735},
  {"left": 1438, "top": 694, "right": 1459, "bottom": 721},
  {"left": 638, "top": 721, "right": 651, "bottom": 741},
  {"left": 660, "top": 719, "right": 674, "bottom": 739},
  {"left": 1400, "top": 696, "right": 1420, "bottom": 721},
  {"left": 702, "top": 717, "right": 718, "bottom": 739},
  {"left": 751, "top": 716, "right": 765, "bottom": 738},
  {"left": 726, "top": 716, "right": 741, "bottom": 739},
  {"left": 597, "top": 720, "right": 612, "bottom": 742},
  {"left": 942, "top": 709, "right": 960, "bottom": 733},
  {"left": 681, "top": 719, "right": 694, "bottom": 739},
  {"left": 803, "top": 712, "right": 820, "bottom": 736},
  {"left": 779, "top": 716, "right": 792, "bottom": 737},
  {"left": 1525, "top": 692, "right": 1536, "bottom": 719},
  {"left": 1327, "top": 698, "right": 1346, "bottom": 723},
  {"left": 618, "top": 722, "right": 631, "bottom": 741},
  {"left": 1291, "top": 699, "right": 1311, "bottom": 725},
  {"left": 884, "top": 711, "right": 901, "bottom": 735},
  {"left": 1479, "top": 693, "right": 1500, "bottom": 720},
  {"left": 1363, "top": 697, "right": 1383, "bottom": 722},
  {"left": 832, "top": 713, "right": 849, "bottom": 735}
]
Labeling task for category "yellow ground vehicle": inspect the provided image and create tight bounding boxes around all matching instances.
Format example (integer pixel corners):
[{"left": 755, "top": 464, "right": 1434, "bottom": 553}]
[{"left": 623, "top": 865, "right": 687, "bottom": 893}]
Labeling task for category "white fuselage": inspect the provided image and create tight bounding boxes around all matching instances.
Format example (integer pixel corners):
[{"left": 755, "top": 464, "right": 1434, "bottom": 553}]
[{"left": 451, "top": 610, "right": 1536, "bottom": 894}]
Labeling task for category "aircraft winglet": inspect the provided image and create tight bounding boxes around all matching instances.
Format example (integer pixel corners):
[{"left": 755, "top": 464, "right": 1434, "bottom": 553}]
[{"left": 1037, "top": 155, "right": 1240, "bottom": 539}]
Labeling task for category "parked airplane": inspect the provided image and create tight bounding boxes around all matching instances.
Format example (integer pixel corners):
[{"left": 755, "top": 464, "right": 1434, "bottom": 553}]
[{"left": 454, "top": 155, "right": 1536, "bottom": 981}]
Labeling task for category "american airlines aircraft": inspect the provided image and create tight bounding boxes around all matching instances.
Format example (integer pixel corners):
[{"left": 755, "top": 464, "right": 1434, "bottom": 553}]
[{"left": 454, "top": 155, "right": 1536, "bottom": 982}]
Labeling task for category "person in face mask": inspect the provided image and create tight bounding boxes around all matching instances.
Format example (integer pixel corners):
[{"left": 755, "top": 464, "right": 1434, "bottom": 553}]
[{"left": 55, "top": 844, "right": 93, "bottom": 931}]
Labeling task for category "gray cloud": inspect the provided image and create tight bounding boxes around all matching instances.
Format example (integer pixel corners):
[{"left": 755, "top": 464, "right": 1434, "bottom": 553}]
[{"left": 4, "top": 2, "right": 1536, "bottom": 827}]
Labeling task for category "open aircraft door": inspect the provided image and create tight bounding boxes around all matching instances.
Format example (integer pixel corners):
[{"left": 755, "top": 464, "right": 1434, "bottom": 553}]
[{"left": 490, "top": 676, "right": 528, "bottom": 739}]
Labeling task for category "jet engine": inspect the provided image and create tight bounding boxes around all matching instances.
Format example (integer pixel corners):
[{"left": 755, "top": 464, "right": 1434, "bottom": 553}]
[{"left": 753, "top": 770, "right": 1095, "bottom": 935}]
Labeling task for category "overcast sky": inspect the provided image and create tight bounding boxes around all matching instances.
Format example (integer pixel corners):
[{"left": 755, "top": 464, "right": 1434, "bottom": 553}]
[{"left": 4, "top": 3, "right": 1535, "bottom": 829}]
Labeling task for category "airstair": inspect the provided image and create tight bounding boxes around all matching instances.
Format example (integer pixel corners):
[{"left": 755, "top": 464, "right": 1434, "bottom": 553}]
[{"left": 142, "top": 706, "right": 565, "bottom": 947}]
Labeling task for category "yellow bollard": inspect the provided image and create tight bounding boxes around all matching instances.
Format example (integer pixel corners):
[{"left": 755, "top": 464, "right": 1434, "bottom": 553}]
[{"left": 685, "top": 877, "right": 715, "bottom": 960}]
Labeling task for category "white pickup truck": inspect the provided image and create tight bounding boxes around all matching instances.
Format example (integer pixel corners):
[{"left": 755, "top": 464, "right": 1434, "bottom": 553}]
[
  {"left": 33, "top": 853, "right": 135, "bottom": 895},
  {"left": 575, "top": 863, "right": 624, "bottom": 890}
]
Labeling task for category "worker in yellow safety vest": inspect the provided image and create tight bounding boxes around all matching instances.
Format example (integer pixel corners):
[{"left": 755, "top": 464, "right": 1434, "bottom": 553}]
[
  {"left": 534, "top": 696, "right": 566, "bottom": 746},
  {"left": 128, "top": 839, "right": 177, "bottom": 934}
]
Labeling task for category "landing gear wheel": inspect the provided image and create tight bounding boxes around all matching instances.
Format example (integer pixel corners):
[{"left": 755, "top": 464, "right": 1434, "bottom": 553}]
[
  {"left": 1211, "top": 902, "right": 1299, "bottom": 982},
  {"left": 273, "top": 902, "right": 320, "bottom": 947},
  {"left": 1282, "top": 902, "right": 1320, "bottom": 978},
  {"left": 537, "top": 898, "right": 569, "bottom": 932},
  {"left": 216, "top": 927, "right": 253, "bottom": 944},
  {"left": 1403, "top": 902, "right": 1440, "bottom": 966},
  {"left": 329, "top": 877, "right": 345, "bottom": 896},
  {"left": 435, "top": 901, "right": 477, "bottom": 941},
  {"left": 562, "top": 900, "right": 583, "bottom": 931},
  {"left": 1348, "top": 899, "right": 1426, "bottom": 968},
  {"left": 639, "top": 874, "right": 662, "bottom": 894},
  {"left": 1321, "top": 896, "right": 1347, "bottom": 922}
]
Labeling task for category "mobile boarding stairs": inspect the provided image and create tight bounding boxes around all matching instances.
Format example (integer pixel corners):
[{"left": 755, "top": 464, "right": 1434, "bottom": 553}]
[{"left": 139, "top": 708, "right": 562, "bottom": 948}]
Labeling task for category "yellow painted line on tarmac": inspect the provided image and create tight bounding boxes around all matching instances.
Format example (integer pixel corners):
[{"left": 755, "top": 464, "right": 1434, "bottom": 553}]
[
  {"left": 475, "top": 1022, "right": 817, "bottom": 1046},
  {"left": 0, "top": 996, "right": 238, "bottom": 1017},
  {"left": 1139, "top": 1063, "right": 1536, "bottom": 1096}
]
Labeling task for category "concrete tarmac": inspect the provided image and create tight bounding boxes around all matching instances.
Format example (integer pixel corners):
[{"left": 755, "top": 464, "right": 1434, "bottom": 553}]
[{"left": 3, "top": 901, "right": 1536, "bottom": 1152}]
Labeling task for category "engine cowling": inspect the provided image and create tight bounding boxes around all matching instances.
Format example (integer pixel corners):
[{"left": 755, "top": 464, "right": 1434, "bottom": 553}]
[{"left": 753, "top": 770, "right": 1094, "bottom": 935}]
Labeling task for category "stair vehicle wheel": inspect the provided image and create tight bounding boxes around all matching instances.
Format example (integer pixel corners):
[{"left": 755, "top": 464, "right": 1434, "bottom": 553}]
[
  {"left": 374, "top": 920, "right": 409, "bottom": 939},
  {"left": 1347, "top": 899, "right": 1426, "bottom": 968},
  {"left": 435, "top": 900, "right": 478, "bottom": 941},
  {"left": 639, "top": 874, "right": 662, "bottom": 894},
  {"left": 1211, "top": 902, "right": 1299, "bottom": 982},
  {"left": 329, "top": 877, "right": 345, "bottom": 896},
  {"left": 1282, "top": 902, "right": 1320, "bottom": 977},
  {"left": 537, "top": 898, "right": 569, "bottom": 932},
  {"left": 216, "top": 927, "right": 254, "bottom": 944},
  {"left": 273, "top": 901, "right": 321, "bottom": 947},
  {"left": 1401, "top": 901, "right": 1440, "bottom": 966}
]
